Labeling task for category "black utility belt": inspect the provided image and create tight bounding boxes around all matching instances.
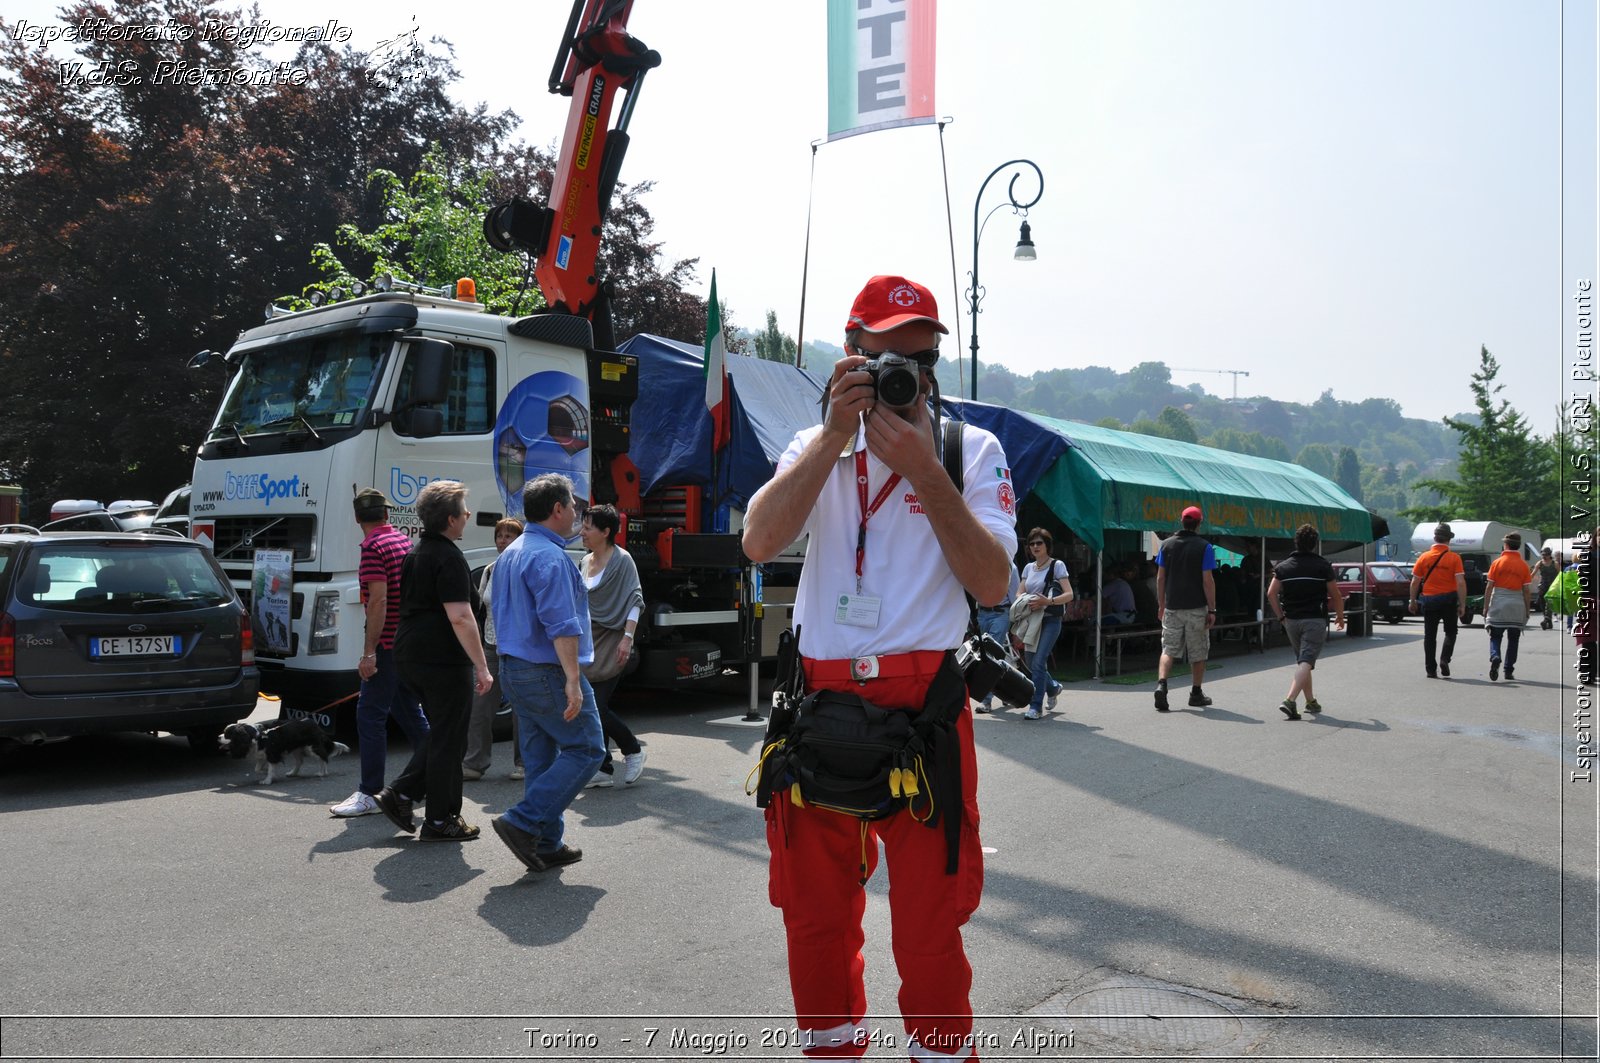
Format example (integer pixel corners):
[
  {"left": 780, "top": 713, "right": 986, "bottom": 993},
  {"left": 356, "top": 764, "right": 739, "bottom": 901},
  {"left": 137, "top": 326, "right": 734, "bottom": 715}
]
[
  {"left": 750, "top": 645, "right": 971, "bottom": 878},
  {"left": 756, "top": 689, "right": 931, "bottom": 822}
]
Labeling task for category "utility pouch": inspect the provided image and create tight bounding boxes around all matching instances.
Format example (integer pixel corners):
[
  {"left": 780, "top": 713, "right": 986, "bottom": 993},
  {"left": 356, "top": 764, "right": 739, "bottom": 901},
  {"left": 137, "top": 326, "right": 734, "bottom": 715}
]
[
  {"left": 748, "top": 651, "right": 970, "bottom": 876},
  {"left": 775, "top": 690, "right": 923, "bottom": 820}
]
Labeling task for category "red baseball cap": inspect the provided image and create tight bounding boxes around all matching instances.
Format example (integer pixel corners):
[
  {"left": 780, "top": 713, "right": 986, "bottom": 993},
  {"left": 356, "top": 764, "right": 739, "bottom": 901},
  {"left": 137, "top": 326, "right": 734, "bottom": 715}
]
[
  {"left": 845, "top": 275, "right": 950, "bottom": 335},
  {"left": 1182, "top": 506, "right": 1203, "bottom": 523}
]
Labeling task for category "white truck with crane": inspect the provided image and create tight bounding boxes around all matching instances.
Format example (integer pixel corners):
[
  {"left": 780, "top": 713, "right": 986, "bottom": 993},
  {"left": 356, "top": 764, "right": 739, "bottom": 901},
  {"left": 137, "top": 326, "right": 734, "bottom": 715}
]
[{"left": 185, "top": 0, "right": 788, "bottom": 730}]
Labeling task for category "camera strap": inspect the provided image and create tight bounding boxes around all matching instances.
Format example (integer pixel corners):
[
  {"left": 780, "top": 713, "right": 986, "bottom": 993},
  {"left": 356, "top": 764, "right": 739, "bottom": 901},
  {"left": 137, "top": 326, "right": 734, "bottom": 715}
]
[
  {"left": 939, "top": 417, "right": 983, "bottom": 630},
  {"left": 854, "top": 450, "right": 901, "bottom": 595}
]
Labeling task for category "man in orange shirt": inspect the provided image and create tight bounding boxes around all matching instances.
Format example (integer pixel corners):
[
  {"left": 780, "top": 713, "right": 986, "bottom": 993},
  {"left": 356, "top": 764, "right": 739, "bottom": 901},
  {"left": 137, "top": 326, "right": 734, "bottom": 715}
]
[
  {"left": 1484, "top": 532, "right": 1532, "bottom": 681},
  {"left": 1408, "top": 522, "right": 1467, "bottom": 679}
]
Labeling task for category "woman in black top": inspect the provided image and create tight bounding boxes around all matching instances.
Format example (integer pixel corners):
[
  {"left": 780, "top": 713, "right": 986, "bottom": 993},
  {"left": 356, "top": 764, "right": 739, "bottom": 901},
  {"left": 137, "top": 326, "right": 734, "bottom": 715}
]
[{"left": 377, "top": 480, "right": 493, "bottom": 841}]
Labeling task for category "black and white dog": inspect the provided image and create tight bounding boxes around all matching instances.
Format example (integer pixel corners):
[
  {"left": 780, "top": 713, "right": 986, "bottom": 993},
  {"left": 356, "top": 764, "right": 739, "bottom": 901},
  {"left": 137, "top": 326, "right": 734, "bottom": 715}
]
[{"left": 220, "top": 720, "right": 349, "bottom": 785}]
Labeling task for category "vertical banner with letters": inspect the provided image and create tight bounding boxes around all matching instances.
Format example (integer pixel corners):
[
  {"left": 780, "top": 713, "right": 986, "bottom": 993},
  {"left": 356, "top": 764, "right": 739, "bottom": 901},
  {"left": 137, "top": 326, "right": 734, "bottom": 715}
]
[
  {"left": 826, "top": 0, "right": 937, "bottom": 143},
  {"left": 251, "top": 549, "right": 293, "bottom": 656}
]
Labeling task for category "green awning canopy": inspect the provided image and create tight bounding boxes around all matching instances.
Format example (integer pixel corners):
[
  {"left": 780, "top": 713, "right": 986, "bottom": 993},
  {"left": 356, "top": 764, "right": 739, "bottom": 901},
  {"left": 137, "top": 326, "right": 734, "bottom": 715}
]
[{"left": 1025, "top": 415, "right": 1374, "bottom": 551}]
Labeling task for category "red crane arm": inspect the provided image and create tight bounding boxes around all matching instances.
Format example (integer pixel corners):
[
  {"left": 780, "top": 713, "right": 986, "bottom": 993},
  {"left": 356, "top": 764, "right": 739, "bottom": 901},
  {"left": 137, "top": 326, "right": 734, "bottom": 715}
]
[{"left": 483, "top": 0, "right": 659, "bottom": 341}]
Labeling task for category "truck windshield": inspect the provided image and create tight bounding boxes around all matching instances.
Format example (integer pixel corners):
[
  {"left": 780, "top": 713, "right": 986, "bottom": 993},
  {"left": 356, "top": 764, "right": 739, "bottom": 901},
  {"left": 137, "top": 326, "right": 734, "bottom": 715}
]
[{"left": 214, "top": 332, "right": 389, "bottom": 437}]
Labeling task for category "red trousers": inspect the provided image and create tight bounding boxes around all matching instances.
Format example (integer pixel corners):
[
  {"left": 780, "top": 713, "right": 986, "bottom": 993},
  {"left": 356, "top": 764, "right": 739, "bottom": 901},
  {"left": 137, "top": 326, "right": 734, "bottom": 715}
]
[{"left": 766, "top": 660, "right": 984, "bottom": 1060}]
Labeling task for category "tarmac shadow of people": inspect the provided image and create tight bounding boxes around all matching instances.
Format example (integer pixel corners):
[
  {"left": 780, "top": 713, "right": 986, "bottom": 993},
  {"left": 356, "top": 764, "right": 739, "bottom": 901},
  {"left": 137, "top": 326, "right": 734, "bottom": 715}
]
[
  {"left": 1022, "top": 717, "right": 1104, "bottom": 735},
  {"left": 1306, "top": 714, "right": 1390, "bottom": 732},
  {"left": 373, "top": 844, "right": 485, "bottom": 903},
  {"left": 479, "top": 882, "right": 605, "bottom": 947},
  {"left": 307, "top": 820, "right": 406, "bottom": 862},
  {"left": 1186, "top": 706, "right": 1263, "bottom": 724}
]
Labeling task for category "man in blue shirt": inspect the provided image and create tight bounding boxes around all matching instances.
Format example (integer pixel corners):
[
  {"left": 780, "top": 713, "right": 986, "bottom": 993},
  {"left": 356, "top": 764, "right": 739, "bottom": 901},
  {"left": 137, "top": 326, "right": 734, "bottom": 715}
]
[{"left": 490, "top": 473, "right": 605, "bottom": 873}]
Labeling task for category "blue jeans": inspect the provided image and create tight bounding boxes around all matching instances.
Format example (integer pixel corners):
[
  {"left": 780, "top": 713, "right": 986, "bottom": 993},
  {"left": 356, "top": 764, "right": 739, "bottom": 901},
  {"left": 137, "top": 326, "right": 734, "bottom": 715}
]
[
  {"left": 1030, "top": 614, "right": 1064, "bottom": 711},
  {"left": 499, "top": 657, "right": 605, "bottom": 851},
  {"left": 356, "top": 646, "right": 430, "bottom": 796},
  {"left": 974, "top": 606, "right": 1011, "bottom": 706},
  {"left": 1488, "top": 626, "right": 1522, "bottom": 668}
]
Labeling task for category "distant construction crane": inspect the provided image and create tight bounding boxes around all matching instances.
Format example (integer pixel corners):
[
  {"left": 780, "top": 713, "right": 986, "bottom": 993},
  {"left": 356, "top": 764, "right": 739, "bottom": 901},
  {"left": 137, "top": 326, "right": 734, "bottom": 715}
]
[{"left": 1172, "top": 367, "right": 1251, "bottom": 402}]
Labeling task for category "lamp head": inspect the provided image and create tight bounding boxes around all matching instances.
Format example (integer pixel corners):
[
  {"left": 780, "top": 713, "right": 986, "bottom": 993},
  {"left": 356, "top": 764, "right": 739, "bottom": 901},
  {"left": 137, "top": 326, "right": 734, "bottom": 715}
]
[{"left": 1013, "top": 219, "right": 1036, "bottom": 261}]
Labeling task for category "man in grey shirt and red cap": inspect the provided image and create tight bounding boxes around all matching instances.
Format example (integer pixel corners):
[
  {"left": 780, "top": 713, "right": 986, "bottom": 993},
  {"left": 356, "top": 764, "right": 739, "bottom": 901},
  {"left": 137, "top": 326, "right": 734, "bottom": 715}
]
[{"left": 1154, "top": 505, "right": 1219, "bottom": 712}]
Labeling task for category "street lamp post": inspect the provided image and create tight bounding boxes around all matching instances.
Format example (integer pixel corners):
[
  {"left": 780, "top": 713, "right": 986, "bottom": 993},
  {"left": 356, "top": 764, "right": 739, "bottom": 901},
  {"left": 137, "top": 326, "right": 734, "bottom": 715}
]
[{"left": 967, "top": 159, "right": 1043, "bottom": 401}]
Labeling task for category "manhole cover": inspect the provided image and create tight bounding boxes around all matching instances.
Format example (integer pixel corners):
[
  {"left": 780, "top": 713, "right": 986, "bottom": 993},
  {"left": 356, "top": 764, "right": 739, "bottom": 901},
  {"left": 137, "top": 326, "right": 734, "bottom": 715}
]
[{"left": 1062, "top": 984, "right": 1244, "bottom": 1051}]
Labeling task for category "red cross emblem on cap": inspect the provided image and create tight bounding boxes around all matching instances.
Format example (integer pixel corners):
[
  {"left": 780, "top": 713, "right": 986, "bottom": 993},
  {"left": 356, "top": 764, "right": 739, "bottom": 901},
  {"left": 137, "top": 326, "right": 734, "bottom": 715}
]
[{"left": 889, "top": 284, "right": 919, "bottom": 307}]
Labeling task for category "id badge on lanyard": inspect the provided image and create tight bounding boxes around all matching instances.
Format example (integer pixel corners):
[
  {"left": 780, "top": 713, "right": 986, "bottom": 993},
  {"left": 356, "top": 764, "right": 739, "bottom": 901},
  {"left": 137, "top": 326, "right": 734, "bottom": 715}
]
[{"left": 844, "top": 450, "right": 897, "bottom": 630}]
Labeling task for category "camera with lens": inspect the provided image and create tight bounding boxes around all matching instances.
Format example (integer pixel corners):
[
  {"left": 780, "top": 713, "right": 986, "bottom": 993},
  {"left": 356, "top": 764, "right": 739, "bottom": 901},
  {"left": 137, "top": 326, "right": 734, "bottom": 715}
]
[
  {"left": 954, "top": 632, "right": 1034, "bottom": 708},
  {"left": 862, "top": 351, "right": 925, "bottom": 409}
]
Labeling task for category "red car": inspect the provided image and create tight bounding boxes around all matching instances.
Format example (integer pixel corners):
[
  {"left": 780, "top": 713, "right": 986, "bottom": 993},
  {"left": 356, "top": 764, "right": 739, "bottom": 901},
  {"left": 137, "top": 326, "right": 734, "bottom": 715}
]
[{"left": 1333, "top": 561, "right": 1415, "bottom": 628}]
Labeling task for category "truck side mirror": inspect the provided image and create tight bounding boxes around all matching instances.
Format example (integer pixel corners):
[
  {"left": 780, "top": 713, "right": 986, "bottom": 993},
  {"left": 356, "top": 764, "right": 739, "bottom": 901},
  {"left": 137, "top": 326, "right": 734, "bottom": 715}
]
[
  {"left": 408, "top": 339, "right": 454, "bottom": 405},
  {"left": 404, "top": 408, "right": 445, "bottom": 438},
  {"left": 387, "top": 338, "right": 454, "bottom": 437}
]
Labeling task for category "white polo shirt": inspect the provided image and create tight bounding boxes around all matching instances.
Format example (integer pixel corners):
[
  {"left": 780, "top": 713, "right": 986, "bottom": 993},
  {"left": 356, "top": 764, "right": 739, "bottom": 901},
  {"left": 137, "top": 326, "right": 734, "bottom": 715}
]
[{"left": 755, "top": 418, "right": 1018, "bottom": 660}]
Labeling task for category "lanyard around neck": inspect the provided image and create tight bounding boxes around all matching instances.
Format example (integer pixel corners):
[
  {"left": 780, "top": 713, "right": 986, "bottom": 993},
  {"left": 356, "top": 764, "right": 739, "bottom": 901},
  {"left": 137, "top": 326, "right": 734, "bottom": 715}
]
[{"left": 854, "top": 449, "right": 901, "bottom": 594}]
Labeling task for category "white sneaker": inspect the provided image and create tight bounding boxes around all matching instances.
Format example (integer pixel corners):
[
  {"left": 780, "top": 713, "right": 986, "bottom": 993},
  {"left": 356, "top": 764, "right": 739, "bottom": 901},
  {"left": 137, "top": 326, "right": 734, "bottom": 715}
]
[
  {"left": 461, "top": 766, "right": 484, "bottom": 781},
  {"left": 1047, "top": 688, "right": 1060, "bottom": 711},
  {"left": 622, "top": 750, "right": 647, "bottom": 784},
  {"left": 330, "top": 791, "right": 378, "bottom": 817},
  {"left": 508, "top": 765, "right": 525, "bottom": 780},
  {"left": 586, "top": 769, "right": 614, "bottom": 789}
]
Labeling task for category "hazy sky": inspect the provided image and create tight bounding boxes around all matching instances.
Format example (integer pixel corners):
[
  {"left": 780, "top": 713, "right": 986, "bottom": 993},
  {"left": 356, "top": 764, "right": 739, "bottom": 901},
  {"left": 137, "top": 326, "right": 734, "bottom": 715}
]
[{"left": 9, "top": 1, "right": 1597, "bottom": 435}]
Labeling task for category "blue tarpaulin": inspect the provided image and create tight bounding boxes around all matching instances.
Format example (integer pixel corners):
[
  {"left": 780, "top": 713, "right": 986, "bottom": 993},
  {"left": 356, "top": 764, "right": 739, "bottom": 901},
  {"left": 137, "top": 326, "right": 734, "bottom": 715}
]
[
  {"left": 620, "top": 334, "right": 1072, "bottom": 511},
  {"left": 939, "top": 397, "right": 1073, "bottom": 503},
  {"left": 620, "top": 334, "right": 826, "bottom": 509}
]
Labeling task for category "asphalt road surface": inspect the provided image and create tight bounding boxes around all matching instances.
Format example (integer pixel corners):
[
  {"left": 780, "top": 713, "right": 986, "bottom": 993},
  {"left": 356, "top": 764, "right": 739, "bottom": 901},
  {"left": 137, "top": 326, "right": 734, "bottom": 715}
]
[{"left": 1, "top": 619, "right": 1595, "bottom": 1061}]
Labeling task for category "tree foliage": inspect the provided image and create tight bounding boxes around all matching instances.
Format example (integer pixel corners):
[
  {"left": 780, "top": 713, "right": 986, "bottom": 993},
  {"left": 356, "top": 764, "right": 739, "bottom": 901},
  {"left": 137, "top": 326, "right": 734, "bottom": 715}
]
[
  {"left": 751, "top": 310, "right": 798, "bottom": 364},
  {"left": 0, "top": 0, "right": 512, "bottom": 513},
  {"left": 0, "top": 2, "right": 705, "bottom": 516},
  {"left": 1294, "top": 444, "right": 1337, "bottom": 480},
  {"left": 1407, "top": 346, "right": 1554, "bottom": 529},
  {"left": 298, "top": 147, "right": 533, "bottom": 313},
  {"left": 1336, "top": 447, "right": 1363, "bottom": 502}
]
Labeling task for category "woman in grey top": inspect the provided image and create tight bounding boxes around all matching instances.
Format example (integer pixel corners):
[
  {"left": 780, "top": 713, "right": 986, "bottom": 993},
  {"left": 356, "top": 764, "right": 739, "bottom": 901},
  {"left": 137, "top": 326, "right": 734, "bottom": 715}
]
[{"left": 579, "top": 504, "right": 648, "bottom": 787}]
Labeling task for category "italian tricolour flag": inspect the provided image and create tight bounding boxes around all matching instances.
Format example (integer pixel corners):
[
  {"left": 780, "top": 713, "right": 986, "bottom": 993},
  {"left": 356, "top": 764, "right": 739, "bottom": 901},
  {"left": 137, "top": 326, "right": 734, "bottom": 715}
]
[{"left": 704, "top": 271, "right": 730, "bottom": 452}]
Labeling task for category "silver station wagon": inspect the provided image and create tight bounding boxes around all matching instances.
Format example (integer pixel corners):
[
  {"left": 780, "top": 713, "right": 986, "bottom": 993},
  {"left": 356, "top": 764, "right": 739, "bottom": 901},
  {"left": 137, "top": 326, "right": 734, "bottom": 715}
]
[{"left": 0, "top": 530, "right": 259, "bottom": 751}]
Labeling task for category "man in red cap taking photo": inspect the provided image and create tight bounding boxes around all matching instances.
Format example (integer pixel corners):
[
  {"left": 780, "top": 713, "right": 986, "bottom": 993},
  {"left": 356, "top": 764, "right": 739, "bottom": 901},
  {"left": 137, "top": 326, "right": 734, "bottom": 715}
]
[
  {"left": 1154, "top": 504, "right": 1219, "bottom": 712},
  {"left": 744, "top": 275, "right": 1016, "bottom": 1061}
]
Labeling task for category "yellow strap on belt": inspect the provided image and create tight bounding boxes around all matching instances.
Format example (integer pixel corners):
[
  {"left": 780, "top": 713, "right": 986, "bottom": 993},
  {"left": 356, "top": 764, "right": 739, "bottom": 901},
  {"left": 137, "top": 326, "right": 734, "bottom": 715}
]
[
  {"left": 789, "top": 781, "right": 805, "bottom": 808},
  {"left": 744, "top": 740, "right": 784, "bottom": 796},
  {"left": 908, "top": 758, "right": 934, "bottom": 823},
  {"left": 888, "top": 768, "right": 902, "bottom": 799},
  {"left": 899, "top": 764, "right": 920, "bottom": 798},
  {"left": 858, "top": 820, "right": 870, "bottom": 884}
]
